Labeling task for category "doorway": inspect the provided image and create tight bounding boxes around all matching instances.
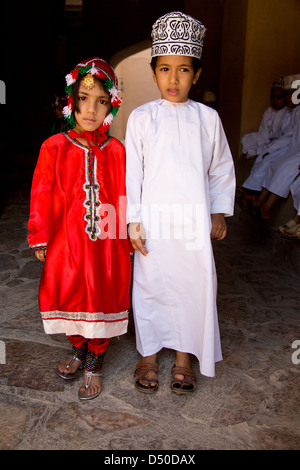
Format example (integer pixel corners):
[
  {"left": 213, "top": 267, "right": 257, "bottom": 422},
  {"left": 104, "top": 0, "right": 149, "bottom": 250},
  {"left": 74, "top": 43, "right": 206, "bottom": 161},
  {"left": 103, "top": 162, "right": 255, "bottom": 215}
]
[{"left": 109, "top": 41, "right": 160, "bottom": 143}]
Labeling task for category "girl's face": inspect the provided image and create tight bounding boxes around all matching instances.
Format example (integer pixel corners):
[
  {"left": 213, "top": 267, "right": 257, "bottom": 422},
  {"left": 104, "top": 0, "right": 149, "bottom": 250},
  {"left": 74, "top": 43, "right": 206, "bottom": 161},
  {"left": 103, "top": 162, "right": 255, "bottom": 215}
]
[
  {"left": 152, "top": 55, "right": 201, "bottom": 103},
  {"left": 74, "top": 79, "right": 110, "bottom": 132}
]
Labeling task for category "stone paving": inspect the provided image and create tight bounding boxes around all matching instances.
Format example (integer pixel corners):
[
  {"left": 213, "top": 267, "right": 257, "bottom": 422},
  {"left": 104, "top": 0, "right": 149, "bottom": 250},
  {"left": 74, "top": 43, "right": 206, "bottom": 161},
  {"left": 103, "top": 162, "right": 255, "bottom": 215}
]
[{"left": 0, "top": 157, "right": 299, "bottom": 451}]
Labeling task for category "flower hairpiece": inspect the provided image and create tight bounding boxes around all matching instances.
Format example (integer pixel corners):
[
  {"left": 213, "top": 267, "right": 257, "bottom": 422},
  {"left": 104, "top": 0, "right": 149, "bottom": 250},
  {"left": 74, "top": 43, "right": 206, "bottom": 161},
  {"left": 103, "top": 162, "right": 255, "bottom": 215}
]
[{"left": 63, "top": 62, "right": 122, "bottom": 130}]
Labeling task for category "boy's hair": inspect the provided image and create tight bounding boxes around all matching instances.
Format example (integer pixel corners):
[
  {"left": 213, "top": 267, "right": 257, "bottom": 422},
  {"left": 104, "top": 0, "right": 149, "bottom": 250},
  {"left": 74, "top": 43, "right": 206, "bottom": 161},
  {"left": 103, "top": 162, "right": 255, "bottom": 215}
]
[
  {"left": 150, "top": 56, "right": 202, "bottom": 75},
  {"left": 72, "top": 75, "right": 111, "bottom": 114},
  {"left": 270, "top": 87, "right": 287, "bottom": 96}
]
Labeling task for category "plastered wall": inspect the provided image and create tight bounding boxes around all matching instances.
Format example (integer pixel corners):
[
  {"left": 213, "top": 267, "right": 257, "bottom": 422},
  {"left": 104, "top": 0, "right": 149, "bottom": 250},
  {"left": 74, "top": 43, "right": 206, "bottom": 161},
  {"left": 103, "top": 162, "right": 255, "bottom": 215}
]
[{"left": 219, "top": 0, "right": 300, "bottom": 159}]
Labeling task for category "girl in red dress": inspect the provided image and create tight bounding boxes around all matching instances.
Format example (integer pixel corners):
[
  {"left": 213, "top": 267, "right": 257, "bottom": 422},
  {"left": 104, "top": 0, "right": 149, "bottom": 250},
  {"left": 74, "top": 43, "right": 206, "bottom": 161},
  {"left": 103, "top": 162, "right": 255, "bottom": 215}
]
[{"left": 28, "top": 57, "right": 131, "bottom": 400}]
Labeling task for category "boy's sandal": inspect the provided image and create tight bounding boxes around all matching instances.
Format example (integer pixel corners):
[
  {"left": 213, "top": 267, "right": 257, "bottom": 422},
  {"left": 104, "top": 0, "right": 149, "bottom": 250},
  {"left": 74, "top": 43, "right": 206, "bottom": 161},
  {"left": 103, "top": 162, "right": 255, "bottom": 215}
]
[
  {"left": 277, "top": 219, "right": 297, "bottom": 233},
  {"left": 280, "top": 224, "right": 300, "bottom": 239},
  {"left": 134, "top": 362, "right": 159, "bottom": 393},
  {"left": 236, "top": 192, "right": 254, "bottom": 215},
  {"left": 56, "top": 356, "right": 83, "bottom": 380},
  {"left": 170, "top": 365, "right": 196, "bottom": 394},
  {"left": 251, "top": 205, "right": 264, "bottom": 220},
  {"left": 78, "top": 371, "right": 101, "bottom": 401}
]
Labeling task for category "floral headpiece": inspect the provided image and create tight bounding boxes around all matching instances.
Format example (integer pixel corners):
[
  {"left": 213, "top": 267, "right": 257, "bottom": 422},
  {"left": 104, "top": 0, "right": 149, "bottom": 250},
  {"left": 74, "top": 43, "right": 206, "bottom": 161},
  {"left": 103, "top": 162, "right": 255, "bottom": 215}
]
[{"left": 63, "top": 57, "right": 122, "bottom": 132}]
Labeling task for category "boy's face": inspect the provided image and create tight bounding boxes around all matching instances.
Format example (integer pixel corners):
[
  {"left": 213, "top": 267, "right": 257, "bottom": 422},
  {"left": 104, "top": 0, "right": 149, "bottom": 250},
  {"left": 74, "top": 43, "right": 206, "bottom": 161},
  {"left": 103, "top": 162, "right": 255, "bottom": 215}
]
[
  {"left": 74, "top": 80, "right": 110, "bottom": 132},
  {"left": 270, "top": 87, "right": 286, "bottom": 111},
  {"left": 152, "top": 55, "right": 201, "bottom": 103}
]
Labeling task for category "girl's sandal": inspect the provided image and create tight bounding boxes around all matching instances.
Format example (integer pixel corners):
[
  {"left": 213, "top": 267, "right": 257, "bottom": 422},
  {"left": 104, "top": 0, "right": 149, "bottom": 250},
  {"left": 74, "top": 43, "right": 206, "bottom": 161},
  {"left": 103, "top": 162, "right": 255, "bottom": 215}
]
[
  {"left": 56, "top": 356, "right": 83, "bottom": 380},
  {"left": 78, "top": 371, "right": 102, "bottom": 400},
  {"left": 134, "top": 362, "right": 159, "bottom": 393},
  {"left": 170, "top": 365, "right": 196, "bottom": 394}
]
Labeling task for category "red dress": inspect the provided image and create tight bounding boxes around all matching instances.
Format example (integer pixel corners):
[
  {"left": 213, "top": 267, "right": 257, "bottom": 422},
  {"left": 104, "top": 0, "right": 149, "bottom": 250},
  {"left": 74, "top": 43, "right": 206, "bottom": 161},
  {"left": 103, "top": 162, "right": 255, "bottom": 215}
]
[{"left": 28, "top": 132, "right": 131, "bottom": 339}]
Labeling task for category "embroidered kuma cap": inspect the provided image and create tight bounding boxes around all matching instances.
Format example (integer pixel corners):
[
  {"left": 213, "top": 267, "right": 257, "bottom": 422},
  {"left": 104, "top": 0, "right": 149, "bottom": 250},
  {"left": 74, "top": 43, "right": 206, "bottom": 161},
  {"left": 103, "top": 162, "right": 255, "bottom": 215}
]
[
  {"left": 151, "top": 11, "right": 206, "bottom": 60},
  {"left": 272, "top": 77, "right": 284, "bottom": 89}
]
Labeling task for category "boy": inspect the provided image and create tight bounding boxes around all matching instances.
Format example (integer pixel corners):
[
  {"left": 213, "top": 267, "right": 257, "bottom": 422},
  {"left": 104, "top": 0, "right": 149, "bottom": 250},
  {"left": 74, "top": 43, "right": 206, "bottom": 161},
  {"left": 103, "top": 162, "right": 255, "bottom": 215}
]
[
  {"left": 240, "top": 77, "right": 288, "bottom": 159},
  {"left": 126, "top": 12, "right": 236, "bottom": 393},
  {"left": 241, "top": 74, "right": 299, "bottom": 194},
  {"left": 247, "top": 77, "right": 300, "bottom": 219}
]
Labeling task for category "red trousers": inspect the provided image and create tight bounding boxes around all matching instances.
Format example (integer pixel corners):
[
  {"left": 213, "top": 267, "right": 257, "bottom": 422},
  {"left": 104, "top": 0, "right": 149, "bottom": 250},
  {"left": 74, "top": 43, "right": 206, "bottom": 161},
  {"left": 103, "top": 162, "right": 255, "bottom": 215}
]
[
  {"left": 68, "top": 335, "right": 110, "bottom": 355},
  {"left": 68, "top": 335, "right": 110, "bottom": 372}
]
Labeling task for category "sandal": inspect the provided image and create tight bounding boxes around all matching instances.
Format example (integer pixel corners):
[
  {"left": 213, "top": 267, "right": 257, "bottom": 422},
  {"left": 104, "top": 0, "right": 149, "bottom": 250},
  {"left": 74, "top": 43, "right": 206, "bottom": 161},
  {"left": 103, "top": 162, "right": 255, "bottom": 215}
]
[
  {"left": 170, "top": 365, "right": 196, "bottom": 394},
  {"left": 236, "top": 191, "right": 254, "bottom": 215},
  {"left": 134, "top": 362, "right": 159, "bottom": 393},
  {"left": 277, "top": 219, "right": 297, "bottom": 233},
  {"left": 78, "top": 371, "right": 101, "bottom": 401},
  {"left": 56, "top": 356, "right": 83, "bottom": 380},
  {"left": 280, "top": 224, "right": 300, "bottom": 239}
]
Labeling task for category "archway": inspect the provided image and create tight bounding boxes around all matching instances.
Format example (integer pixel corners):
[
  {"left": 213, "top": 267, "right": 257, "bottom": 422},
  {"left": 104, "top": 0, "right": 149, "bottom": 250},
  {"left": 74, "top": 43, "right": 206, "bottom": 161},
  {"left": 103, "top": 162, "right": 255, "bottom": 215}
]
[{"left": 109, "top": 41, "right": 160, "bottom": 143}]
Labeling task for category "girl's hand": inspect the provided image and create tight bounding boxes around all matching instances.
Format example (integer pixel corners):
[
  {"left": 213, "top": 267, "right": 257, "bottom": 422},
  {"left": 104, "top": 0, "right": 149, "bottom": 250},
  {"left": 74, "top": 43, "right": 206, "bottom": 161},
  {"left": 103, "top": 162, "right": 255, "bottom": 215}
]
[
  {"left": 129, "top": 223, "right": 148, "bottom": 256},
  {"left": 34, "top": 249, "right": 47, "bottom": 262},
  {"left": 210, "top": 214, "right": 227, "bottom": 240}
]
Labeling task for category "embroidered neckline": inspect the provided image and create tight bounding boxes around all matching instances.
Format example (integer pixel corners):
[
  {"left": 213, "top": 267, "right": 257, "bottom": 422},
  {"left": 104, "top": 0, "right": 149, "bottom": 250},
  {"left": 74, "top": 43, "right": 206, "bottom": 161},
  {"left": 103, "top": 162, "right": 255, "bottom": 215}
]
[
  {"left": 63, "top": 131, "right": 111, "bottom": 150},
  {"left": 159, "top": 98, "right": 191, "bottom": 107},
  {"left": 83, "top": 147, "right": 101, "bottom": 240},
  {"left": 63, "top": 132, "right": 111, "bottom": 241}
]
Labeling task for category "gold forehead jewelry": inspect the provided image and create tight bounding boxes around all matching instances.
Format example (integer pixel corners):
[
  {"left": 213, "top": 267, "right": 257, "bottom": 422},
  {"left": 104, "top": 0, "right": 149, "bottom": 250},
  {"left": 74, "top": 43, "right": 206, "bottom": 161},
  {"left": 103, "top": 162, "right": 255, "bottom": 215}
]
[{"left": 82, "top": 73, "right": 95, "bottom": 89}]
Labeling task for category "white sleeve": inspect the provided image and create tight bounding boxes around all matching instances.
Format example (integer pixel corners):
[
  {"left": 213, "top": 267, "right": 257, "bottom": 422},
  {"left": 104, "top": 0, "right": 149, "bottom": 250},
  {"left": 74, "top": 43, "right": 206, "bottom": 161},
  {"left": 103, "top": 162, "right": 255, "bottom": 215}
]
[
  {"left": 208, "top": 114, "right": 236, "bottom": 217},
  {"left": 256, "top": 108, "right": 273, "bottom": 148},
  {"left": 241, "top": 108, "right": 271, "bottom": 155},
  {"left": 125, "top": 110, "right": 145, "bottom": 223}
]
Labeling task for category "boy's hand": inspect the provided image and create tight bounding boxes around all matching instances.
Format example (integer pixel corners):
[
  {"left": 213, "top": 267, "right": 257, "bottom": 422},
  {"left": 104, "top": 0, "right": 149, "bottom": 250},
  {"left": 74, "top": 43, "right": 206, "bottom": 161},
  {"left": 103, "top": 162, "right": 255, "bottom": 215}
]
[
  {"left": 129, "top": 223, "right": 148, "bottom": 256},
  {"left": 34, "top": 249, "right": 47, "bottom": 262},
  {"left": 210, "top": 214, "right": 227, "bottom": 240}
]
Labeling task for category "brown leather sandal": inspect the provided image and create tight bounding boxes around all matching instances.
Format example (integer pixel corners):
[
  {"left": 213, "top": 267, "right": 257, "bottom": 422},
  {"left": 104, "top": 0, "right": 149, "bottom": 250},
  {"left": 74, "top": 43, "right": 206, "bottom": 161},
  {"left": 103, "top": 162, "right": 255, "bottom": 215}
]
[
  {"left": 134, "top": 362, "right": 159, "bottom": 393},
  {"left": 170, "top": 365, "right": 196, "bottom": 394}
]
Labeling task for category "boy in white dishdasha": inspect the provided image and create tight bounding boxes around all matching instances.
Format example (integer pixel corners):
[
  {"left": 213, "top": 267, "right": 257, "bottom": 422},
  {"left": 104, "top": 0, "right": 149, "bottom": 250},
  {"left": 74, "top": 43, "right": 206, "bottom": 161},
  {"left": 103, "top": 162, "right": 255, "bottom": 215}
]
[{"left": 125, "top": 12, "right": 236, "bottom": 394}]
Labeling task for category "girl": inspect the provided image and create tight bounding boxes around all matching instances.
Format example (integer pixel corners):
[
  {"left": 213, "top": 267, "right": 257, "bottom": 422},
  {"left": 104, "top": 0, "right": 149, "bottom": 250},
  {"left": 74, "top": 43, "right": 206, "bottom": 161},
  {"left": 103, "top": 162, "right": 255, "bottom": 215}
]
[{"left": 28, "top": 57, "right": 131, "bottom": 400}]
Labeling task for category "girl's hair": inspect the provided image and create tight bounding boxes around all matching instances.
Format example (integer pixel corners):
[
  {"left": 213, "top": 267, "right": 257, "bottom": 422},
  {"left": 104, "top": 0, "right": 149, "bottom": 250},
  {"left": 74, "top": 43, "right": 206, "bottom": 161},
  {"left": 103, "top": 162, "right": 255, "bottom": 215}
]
[
  {"left": 150, "top": 56, "right": 202, "bottom": 74},
  {"left": 72, "top": 75, "right": 111, "bottom": 114}
]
